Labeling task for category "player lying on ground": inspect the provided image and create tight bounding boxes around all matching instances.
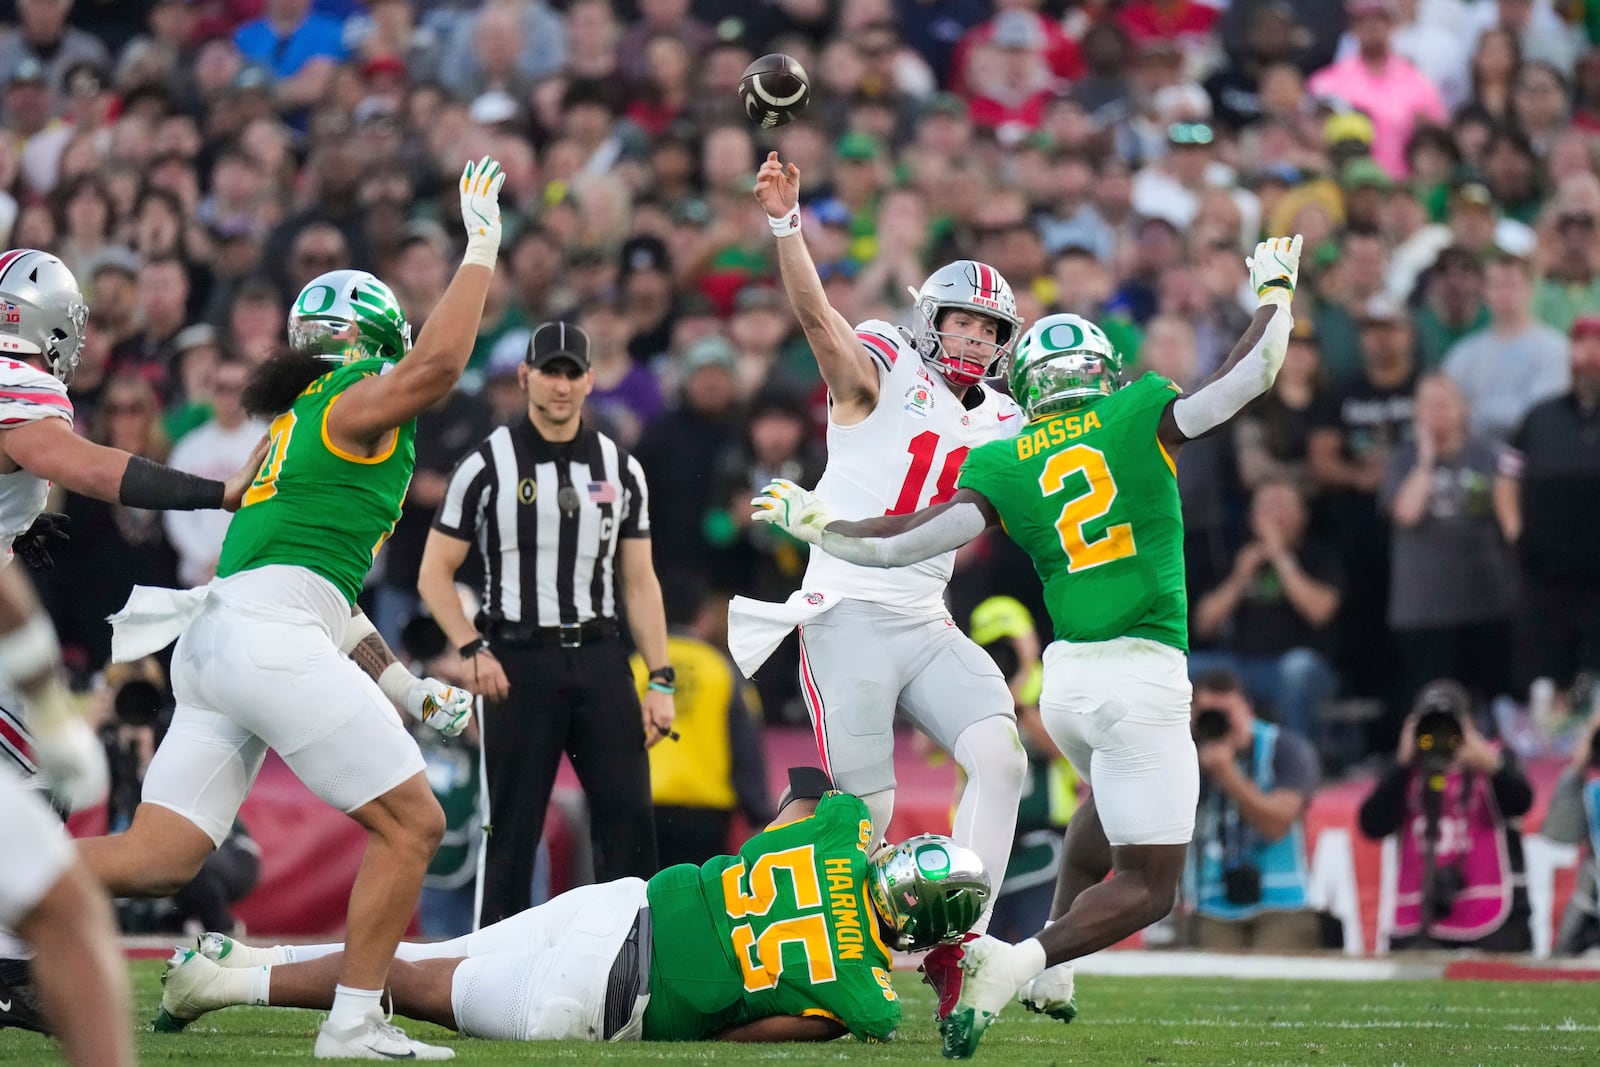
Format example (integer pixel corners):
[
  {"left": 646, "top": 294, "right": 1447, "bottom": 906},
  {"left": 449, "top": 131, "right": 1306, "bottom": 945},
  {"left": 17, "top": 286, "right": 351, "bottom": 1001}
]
[
  {"left": 755, "top": 237, "right": 1303, "bottom": 1059},
  {"left": 157, "top": 779, "right": 990, "bottom": 1044}
]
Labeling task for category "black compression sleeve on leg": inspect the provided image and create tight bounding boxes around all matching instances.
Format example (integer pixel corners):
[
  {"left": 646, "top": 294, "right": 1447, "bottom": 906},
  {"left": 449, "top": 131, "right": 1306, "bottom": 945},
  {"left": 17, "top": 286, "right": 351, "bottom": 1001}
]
[{"left": 118, "top": 455, "right": 226, "bottom": 510}]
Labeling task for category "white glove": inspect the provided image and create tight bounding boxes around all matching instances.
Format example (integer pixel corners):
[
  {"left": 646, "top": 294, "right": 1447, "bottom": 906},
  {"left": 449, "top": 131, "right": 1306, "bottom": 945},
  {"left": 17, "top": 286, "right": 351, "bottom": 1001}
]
[
  {"left": 1246, "top": 234, "right": 1302, "bottom": 308},
  {"left": 459, "top": 155, "right": 506, "bottom": 269},
  {"left": 404, "top": 677, "right": 474, "bottom": 738},
  {"left": 750, "top": 479, "right": 834, "bottom": 545},
  {"left": 30, "top": 686, "right": 108, "bottom": 812}
]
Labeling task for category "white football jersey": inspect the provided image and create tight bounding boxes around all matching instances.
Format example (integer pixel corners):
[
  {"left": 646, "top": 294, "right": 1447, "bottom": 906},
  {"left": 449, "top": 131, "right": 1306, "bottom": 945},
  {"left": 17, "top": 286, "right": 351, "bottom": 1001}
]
[
  {"left": 803, "top": 320, "right": 1022, "bottom": 612},
  {"left": 0, "top": 358, "right": 71, "bottom": 562}
]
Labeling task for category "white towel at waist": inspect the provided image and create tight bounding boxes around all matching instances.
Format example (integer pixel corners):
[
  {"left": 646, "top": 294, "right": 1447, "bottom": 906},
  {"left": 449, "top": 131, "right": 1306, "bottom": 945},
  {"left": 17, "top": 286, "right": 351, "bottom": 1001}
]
[
  {"left": 726, "top": 588, "right": 844, "bottom": 679},
  {"left": 107, "top": 585, "right": 211, "bottom": 663}
]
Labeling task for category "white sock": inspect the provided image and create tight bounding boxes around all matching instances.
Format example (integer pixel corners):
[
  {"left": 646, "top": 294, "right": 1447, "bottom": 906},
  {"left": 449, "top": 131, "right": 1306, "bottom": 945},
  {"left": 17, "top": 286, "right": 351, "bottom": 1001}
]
[
  {"left": 328, "top": 984, "right": 383, "bottom": 1030},
  {"left": 284, "top": 942, "right": 341, "bottom": 964},
  {"left": 246, "top": 965, "right": 270, "bottom": 1007},
  {"left": 1009, "top": 938, "right": 1049, "bottom": 986},
  {"left": 952, "top": 718, "right": 1028, "bottom": 935}
]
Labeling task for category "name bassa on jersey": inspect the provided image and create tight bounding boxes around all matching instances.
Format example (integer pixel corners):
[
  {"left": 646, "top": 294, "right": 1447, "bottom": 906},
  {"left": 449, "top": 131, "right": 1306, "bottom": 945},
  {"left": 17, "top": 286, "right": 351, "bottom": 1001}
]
[{"left": 802, "top": 320, "right": 1022, "bottom": 614}]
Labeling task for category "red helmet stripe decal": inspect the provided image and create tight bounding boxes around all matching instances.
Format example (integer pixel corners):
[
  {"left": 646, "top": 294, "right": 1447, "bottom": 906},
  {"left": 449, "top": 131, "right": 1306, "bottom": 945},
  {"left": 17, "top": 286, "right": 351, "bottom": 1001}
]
[
  {"left": 0, "top": 249, "right": 31, "bottom": 287},
  {"left": 974, "top": 262, "right": 994, "bottom": 295}
]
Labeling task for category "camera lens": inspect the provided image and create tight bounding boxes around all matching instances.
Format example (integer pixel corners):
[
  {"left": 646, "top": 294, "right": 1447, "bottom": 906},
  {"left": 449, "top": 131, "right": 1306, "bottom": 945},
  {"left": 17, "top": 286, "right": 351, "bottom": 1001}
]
[{"left": 1193, "top": 708, "right": 1229, "bottom": 744}]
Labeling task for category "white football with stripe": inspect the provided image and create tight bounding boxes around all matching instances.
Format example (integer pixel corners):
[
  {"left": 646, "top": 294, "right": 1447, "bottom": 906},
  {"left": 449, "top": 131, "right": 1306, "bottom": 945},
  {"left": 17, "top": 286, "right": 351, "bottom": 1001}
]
[{"left": 739, "top": 54, "right": 811, "bottom": 129}]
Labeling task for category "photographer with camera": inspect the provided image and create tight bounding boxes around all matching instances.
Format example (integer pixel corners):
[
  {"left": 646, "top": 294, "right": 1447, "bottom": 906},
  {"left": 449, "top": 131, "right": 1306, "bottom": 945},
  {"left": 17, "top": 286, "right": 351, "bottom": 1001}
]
[
  {"left": 1358, "top": 679, "right": 1532, "bottom": 951},
  {"left": 1538, "top": 708, "right": 1600, "bottom": 955},
  {"left": 98, "top": 659, "right": 259, "bottom": 937},
  {"left": 1185, "top": 670, "right": 1324, "bottom": 950}
]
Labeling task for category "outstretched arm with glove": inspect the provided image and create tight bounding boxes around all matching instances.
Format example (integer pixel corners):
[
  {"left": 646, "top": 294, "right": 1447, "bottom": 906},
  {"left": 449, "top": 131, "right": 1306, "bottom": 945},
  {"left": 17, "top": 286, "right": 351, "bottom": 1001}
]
[
  {"left": 1156, "top": 235, "right": 1302, "bottom": 455},
  {"left": 751, "top": 478, "right": 998, "bottom": 569}
]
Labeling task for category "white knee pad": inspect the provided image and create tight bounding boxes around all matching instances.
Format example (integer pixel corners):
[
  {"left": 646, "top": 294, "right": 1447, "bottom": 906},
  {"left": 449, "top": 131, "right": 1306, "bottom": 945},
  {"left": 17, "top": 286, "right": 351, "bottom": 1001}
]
[{"left": 953, "top": 716, "right": 1028, "bottom": 795}]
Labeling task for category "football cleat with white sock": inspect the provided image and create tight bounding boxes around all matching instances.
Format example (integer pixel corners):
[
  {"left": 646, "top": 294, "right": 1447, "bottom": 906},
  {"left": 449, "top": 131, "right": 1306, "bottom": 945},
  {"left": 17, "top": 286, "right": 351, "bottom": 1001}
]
[
  {"left": 938, "top": 936, "right": 1027, "bottom": 1059},
  {"left": 153, "top": 948, "right": 232, "bottom": 1032}
]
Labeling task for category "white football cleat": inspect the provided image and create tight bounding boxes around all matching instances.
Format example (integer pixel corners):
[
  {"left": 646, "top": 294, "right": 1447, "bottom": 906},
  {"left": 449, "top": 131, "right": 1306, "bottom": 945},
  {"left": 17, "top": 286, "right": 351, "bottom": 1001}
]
[
  {"left": 1019, "top": 962, "right": 1078, "bottom": 1024},
  {"left": 153, "top": 948, "right": 231, "bottom": 1032},
  {"left": 314, "top": 1016, "right": 455, "bottom": 1060},
  {"left": 196, "top": 931, "right": 288, "bottom": 968},
  {"left": 938, "top": 936, "right": 1024, "bottom": 1060}
]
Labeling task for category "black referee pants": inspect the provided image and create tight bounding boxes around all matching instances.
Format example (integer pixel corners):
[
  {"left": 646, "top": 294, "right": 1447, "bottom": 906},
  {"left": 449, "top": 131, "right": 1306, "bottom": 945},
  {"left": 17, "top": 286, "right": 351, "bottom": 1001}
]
[{"left": 476, "top": 636, "right": 658, "bottom": 926}]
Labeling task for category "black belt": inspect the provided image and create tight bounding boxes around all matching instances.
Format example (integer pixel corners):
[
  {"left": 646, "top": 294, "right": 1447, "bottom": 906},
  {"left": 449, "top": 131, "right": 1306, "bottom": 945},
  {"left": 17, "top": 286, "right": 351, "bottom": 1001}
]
[
  {"left": 602, "top": 906, "right": 652, "bottom": 1041},
  {"left": 484, "top": 618, "right": 618, "bottom": 648}
]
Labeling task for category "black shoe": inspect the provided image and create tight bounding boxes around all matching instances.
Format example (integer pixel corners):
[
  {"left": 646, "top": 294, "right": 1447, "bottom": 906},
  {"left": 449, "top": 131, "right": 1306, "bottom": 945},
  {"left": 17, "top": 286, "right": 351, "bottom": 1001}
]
[{"left": 0, "top": 958, "right": 50, "bottom": 1035}]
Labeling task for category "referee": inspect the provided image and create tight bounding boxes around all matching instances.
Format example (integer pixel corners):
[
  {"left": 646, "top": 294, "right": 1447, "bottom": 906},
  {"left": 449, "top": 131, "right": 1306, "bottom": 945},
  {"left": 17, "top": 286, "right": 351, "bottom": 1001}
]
[{"left": 418, "top": 320, "right": 675, "bottom": 926}]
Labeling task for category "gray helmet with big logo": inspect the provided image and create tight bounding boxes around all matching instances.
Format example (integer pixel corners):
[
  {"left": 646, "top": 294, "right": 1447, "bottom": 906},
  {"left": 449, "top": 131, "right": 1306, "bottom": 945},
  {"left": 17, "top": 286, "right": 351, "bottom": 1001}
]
[
  {"left": 288, "top": 269, "right": 412, "bottom": 364},
  {"left": 906, "top": 260, "right": 1023, "bottom": 388},
  {"left": 0, "top": 249, "right": 89, "bottom": 381},
  {"left": 867, "top": 834, "right": 991, "bottom": 951}
]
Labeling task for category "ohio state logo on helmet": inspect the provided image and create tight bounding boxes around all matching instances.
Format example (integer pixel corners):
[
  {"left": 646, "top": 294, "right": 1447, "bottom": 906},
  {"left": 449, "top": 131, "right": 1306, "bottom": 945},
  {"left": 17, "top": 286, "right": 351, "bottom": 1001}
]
[
  {"left": 907, "top": 260, "right": 1022, "bottom": 389},
  {"left": 0, "top": 249, "right": 89, "bottom": 382}
]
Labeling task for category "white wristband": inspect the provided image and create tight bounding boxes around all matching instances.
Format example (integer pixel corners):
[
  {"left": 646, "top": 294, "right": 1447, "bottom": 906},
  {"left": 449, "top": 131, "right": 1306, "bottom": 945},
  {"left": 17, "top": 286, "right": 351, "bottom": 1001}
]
[
  {"left": 462, "top": 236, "right": 498, "bottom": 270},
  {"left": 768, "top": 209, "right": 801, "bottom": 238},
  {"left": 378, "top": 661, "right": 416, "bottom": 707}
]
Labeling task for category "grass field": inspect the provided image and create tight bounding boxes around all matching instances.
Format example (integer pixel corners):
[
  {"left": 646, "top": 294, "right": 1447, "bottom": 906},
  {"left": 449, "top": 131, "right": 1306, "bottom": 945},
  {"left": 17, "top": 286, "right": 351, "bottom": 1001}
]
[{"left": 2, "top": 960, "right": 1597, "bottom": 1065}]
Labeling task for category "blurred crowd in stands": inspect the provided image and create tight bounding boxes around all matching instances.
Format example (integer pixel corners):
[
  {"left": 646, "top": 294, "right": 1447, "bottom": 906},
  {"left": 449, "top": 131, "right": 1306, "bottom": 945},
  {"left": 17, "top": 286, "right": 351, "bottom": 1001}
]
[{"left": 3, "top": 0, "right": 1598, "bottom": 792}]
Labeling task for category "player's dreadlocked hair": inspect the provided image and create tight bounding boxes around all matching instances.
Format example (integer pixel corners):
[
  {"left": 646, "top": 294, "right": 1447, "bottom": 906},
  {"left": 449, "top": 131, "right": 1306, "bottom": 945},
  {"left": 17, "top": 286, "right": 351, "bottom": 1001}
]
[{"left": 243, "top": 345, "right": 332, "bottom": 417}]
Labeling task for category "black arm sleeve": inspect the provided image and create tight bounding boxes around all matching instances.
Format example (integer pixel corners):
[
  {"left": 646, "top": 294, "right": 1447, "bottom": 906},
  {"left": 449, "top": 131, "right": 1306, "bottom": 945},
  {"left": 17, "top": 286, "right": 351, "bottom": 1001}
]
[
  {"left": 1358, "top": 764, "right": 1411, "bottom": 840},
  {"left": 118, "top": 455, "right": 226, "bottom": 511},
  {"left": 1489, "top": 749, "right": 1534, "bottom": 818}
]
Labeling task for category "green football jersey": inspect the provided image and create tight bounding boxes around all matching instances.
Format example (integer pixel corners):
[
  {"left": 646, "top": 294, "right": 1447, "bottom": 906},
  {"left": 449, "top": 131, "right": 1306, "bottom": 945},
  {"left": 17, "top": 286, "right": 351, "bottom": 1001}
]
[
  {"left": 643, "top": 792, "right": 900, "bottom": 1042},
  {"left": 216, "top": 359, "right": 416, "bottom": 604},
  {"left": 957, "top": 372, "right": 1188, "bottom": 652}
]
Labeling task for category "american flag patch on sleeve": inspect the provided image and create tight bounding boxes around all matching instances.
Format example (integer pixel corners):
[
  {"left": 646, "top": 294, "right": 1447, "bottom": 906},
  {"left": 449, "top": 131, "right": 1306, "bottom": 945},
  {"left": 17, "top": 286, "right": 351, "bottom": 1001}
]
[{"left": 587, "top": 482, "right": 617, "bottom": 503}]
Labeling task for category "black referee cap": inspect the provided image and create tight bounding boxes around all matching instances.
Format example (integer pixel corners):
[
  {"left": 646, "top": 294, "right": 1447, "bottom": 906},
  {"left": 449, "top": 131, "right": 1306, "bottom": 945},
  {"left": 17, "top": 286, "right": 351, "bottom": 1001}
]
[{"left": 527, "top": 321, "right": 591, "bottom": 372}]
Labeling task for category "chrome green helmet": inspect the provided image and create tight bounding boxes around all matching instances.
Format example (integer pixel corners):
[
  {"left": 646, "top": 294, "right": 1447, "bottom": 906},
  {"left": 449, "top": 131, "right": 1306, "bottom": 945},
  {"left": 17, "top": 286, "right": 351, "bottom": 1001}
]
[
  {"left": 288, "top": 269, "right": 412, "bottom": 364},
  {"left": 868, "top": 835, "right": 990, "bottom": 951},
  {"left": 1007, "top": 313, "right": 1122, "bottom": 419}
]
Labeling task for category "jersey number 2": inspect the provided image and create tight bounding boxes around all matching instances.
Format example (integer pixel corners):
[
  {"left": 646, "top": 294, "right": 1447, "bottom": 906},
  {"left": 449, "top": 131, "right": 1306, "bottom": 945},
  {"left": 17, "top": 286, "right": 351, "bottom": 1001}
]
[
  {"left": 242, "top": 411, "right": 297, "bottom": 508},
  {"left": 722, "top": 846, "right": 838, "bottom": 992},
  {"left": 1039, "top": 444, "right": 1135, "bottom": 572},
  {"left": 887, "top": 431, "right": 968, "bottom": 515}
]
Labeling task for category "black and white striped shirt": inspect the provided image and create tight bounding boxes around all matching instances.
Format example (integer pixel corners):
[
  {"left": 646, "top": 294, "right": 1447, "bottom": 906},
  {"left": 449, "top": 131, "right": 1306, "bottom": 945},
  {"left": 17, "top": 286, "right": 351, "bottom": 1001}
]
[{"left": 434, "top": 421, "right": 649, "bottom": 626}]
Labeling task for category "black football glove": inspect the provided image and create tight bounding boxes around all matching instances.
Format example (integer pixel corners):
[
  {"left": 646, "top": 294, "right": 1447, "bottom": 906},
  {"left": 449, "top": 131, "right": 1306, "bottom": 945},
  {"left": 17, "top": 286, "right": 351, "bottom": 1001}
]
[{"left": 14, "top": 512, "right": 69, "bottom": 570}]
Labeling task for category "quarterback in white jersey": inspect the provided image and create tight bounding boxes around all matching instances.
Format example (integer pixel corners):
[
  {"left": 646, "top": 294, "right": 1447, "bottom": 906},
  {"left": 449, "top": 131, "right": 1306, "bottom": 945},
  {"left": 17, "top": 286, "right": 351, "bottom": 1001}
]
[{"left": 732, "top": 152, "right": 1027, "bottom": 1017}]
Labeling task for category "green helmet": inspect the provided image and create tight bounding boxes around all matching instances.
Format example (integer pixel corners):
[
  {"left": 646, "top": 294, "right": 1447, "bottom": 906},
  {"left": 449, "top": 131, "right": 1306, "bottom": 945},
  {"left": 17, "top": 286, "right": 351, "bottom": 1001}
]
[
  {"left": 288, "top": 269, "right": 412, "bottom": 364},
  {"left": 867, "top": 834, "right": 990, "bottom": 951},
  {"left": 1006, "top": 313, "right": 1122, "bottom": 419}
]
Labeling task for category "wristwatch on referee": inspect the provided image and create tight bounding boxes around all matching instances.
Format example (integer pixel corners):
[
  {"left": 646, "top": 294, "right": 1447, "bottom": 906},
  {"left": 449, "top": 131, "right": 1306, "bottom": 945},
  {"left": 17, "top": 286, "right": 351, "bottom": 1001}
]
[
  {"left": 460, "top": 636, "right": 493, "bottom": 659},
  {"left": 648, "top": 666, "right": 675, "bottom": 693}
]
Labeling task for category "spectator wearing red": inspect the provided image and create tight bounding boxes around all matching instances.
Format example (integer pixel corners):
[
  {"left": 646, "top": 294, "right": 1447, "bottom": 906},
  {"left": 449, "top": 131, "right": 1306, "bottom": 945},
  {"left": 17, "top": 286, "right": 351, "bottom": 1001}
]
[
  {"left": 964, "top": 10, "right": 1059, "bottom": 140},
  {"left": 948, "top": 0, "right": 1083, "bottom": 98},
  {"left": 1116, "top": 0, "right": 1221, "bottom": 59}
]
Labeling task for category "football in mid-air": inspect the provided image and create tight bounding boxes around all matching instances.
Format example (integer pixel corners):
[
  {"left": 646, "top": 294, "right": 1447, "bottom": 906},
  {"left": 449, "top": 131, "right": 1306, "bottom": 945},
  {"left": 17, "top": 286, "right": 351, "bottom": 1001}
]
[{"left": 739, "top": 54, "right": 811, "bottom": 129}]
